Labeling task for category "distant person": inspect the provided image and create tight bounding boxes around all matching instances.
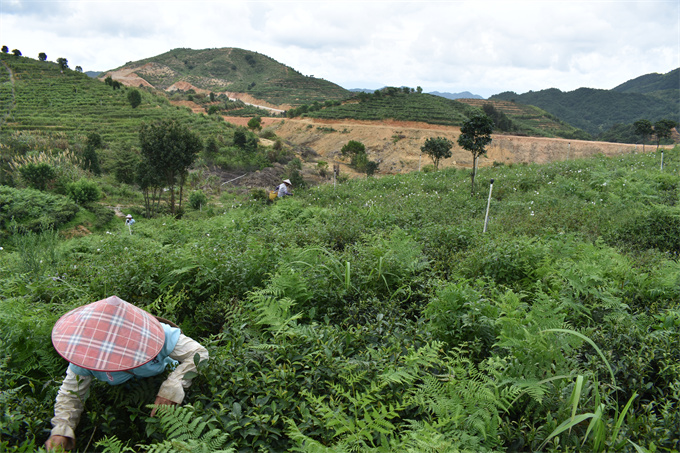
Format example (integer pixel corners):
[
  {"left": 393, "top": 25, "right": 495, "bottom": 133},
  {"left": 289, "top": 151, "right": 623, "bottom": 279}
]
[
  {"left": 125, "top": 214, "right": 135, "bottom": 234},
  {"left": 45, "top": 296, "right": 209, "bottom": 451},
  {"left": 276, "top": 179, "right": 293, "bottom": 198}
]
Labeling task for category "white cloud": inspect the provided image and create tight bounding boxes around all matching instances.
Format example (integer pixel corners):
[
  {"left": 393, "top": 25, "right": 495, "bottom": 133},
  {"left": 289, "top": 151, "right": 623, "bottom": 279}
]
[{"left": 0, "top": 0, "right": 677, "bottom": 98}]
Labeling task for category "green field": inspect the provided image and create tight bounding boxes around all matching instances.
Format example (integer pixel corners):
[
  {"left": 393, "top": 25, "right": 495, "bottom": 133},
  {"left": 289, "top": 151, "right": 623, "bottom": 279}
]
[{"left": 1, "top": 147, "right": 680, "bottom": 452}]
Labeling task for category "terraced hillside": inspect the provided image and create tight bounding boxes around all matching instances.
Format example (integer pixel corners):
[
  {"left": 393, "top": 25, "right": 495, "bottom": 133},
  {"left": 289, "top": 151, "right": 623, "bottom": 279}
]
[
  {"left": 0, "top": 53, "right": 236, "bottom": 146},
  {"left": 299, "top": 90, "right": 476, "bottom": 126},
  {"left": 102, "top": 48, "right": 350, "bottom": 108},
  {"left": 455, "top": 98, "right": 589, "bottom": 139}
]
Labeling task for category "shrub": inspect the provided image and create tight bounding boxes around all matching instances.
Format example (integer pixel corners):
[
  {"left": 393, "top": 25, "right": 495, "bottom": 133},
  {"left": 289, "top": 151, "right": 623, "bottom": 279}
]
[
  {"left": 612, "top": 204, "right": 680, "bottom": 253},
  {"left": 189, "top": 190, "right": 208, "bottom": 210},
  {"left": 0, "top": 186, "right": 79, "bottom": 237},
  {"left": 18, "top": 162, "right": 56, "bottom": 191},
  {"left": 250, "top": 188, "right": 268, "bottom": 203},
  {"left": 67, "top": 178, "right": 102, "bottom": 204}
]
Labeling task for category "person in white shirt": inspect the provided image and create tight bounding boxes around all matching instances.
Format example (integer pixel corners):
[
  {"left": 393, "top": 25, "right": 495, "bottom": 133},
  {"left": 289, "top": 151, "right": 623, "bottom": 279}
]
[
  {"left": 276, "top": 179, "right": 293, "bottom": 197},
  {"left": 45, "top": 296, "right": 209, "bottom": 451}
]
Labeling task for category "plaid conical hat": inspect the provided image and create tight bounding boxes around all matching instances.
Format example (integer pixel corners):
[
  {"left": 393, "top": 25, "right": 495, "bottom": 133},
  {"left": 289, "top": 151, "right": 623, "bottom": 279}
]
[{"left": 51, "top": 296, "right": 164, "bottom": 372}]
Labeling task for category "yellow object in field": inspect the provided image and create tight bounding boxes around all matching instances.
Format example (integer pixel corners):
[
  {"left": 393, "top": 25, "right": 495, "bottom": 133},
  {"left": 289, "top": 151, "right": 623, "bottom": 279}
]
[{"left": 269, "top": 190, "right": 278, "bottom": 201}]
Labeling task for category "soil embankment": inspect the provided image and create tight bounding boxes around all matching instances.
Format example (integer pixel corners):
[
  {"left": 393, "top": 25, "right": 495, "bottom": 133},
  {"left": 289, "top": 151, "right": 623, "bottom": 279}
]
[{"left": 260, "top": 117, "right": 660, "bottom": 175}]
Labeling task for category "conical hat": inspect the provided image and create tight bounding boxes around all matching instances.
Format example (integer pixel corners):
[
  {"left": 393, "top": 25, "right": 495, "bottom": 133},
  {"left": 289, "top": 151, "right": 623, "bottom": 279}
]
[{"left": 51, "top": 296, "right": 164, "bottom": 372}]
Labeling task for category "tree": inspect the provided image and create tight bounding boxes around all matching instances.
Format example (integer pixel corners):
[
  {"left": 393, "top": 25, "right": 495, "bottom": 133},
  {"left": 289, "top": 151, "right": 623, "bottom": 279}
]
[
  {"left": 653, "top": 119, "right": 678, "bottom": 150},
  {"left": 139, "top": 120, "right": 203, "bottom": 216},
  {"left": 247, "top": 116, "right": 262, "bottom": 131},
  {"left": 18, "top": 163, "right": 56, "bottom": 191},
  {"left": 233, "top": 129, "right": 247, "bottom": 148},
  {"left": 633, "top": 119, "right": 653, "bottom": 152},
  {"left": 11, "top": 49, "right": 21, "bottom": 57},
  {"left": 340, "top": 140, "right": 378, "bottom": 176},
  {"left": 38, "top": 52, "right": 47, "bottom": 61},
  {"left": 341, "top": 140, "right": 366, "bottom": 159},
  {"left": 56, "top": 57, "right": 68, "bottom": 70},
  {"left": 75, "top": 66, "right": 83, "bottom": 73},
  {"left": 421, "top": 137, "right": 453, "bottom": 170},
  {"left": 82, "top": 132, "right": 102, "bottom": 176},
  {"left": 1, "top": 46, "right": 8, "bottom": 53},
  {"left": 136, "top": 159, "right": 164, "bottom": 218},
  {"left": 113, "top": 145, "right": 140, "bottom": 185},
  {"left": 458, "top": 113, "right": 494, "bottom": 196},
  {"left": 127, "top": 89, "right": 142, "bottom": 108}
]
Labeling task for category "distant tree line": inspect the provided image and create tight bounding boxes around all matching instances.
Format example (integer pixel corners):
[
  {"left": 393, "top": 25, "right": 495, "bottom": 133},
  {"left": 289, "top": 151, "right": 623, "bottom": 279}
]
[{"left": 633, "top": 118, "right": 678, "bottom": 151}]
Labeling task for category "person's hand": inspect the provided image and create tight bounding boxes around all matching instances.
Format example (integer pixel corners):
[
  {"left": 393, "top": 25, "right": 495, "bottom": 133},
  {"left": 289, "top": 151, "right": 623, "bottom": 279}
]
[
  {"left": 45, "top": 435, "right": 74, "bottom": 451},
  {"left": 150, "top": 395, "right": 177, "bottom": 417}
]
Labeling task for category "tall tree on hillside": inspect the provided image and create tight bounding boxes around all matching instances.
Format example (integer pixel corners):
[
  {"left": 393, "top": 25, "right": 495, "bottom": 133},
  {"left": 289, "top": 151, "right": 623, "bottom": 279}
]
[
  {"left": 458, "top": 113, "right": 494, "bottom": 196},
  {"left": 38, "top": 52, "right": 47, "bottom": 61},
  {"left": 247, "top": 116, "right": 262, "bottom": 131},
  {"left": 56, "top": 57, "right": 68, "bottom": 70},
  {"left": 83, "top": 132, "right": 102, "bottom": 176},
  {"left": 1, "top": 46, "right": 8, "bottom": 53},
  {"left": 421, "top": 137, "right": 453, "bottom": 170},
  {"left": 127, "top": 89, "right": 142, "bottom": 108},
  {"left": 11, "top": 49, "right": 21, "bottom": 57},
  {"left": 139, "top": 120, "right": 203, "bottom": 216},
  {"left": 653, "top": 119, "right": 678, "bottom": 150},
  {"left": 634, "top": 119, "right": 653, "bottom": 152}
]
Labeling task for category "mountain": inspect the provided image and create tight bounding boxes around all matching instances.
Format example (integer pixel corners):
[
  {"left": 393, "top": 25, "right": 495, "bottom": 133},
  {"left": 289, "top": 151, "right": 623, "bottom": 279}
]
[
  {"left": 0, "top": 52, "right": 236, "bottom": 147},
  {"left": 490, "top": 68, "right": 679, "bottom": 136},
  {"left": 428, "top": 91, "right": 484, "bottom": 100},
  {"left": 102, "top": 47, "right": 350, "bottom": 107},
  {"left": 612, "top": 68, "right": 679, "bottom": 95}
]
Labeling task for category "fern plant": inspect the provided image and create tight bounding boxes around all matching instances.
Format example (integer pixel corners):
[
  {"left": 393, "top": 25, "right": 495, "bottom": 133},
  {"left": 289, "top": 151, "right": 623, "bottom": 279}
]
[{"left": 97, "top": 405, "right": 234, "bottom": 453}]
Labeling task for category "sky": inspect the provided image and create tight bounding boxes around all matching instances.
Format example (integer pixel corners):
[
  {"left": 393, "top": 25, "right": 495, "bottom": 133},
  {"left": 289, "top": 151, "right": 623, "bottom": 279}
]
[{"left": 1, "top": 0, "right": 678, "bottom": 99}]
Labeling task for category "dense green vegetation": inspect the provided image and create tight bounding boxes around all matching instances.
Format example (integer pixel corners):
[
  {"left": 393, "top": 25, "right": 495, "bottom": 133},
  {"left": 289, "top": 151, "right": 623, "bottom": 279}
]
[
  {"left": 490, "top": 67, "right": 679, "bottom": 138},
  {"left": 0, "top": 53, "right": 238, "bottom": 147},
  {"left": 0, "top": 53, "right": 297, "bottom": 199},
  {"left": 117, "top": 47, "right": 350, "bottom": 106},
  {"left": 290, "top": 88, "right": 477, "bottom": 126},
  {"left": 612, "top": 68, "right": 679, "bottom": 97},
  {"left": 2, "top": 147, "right": 680, "bottom": 452},
  {"left": 459, "top": 99, "right": 592, "bottom": 140}
]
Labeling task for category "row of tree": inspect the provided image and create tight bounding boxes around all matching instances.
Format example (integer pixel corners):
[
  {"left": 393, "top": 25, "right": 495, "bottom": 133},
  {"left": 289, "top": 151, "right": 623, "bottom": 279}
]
[
  {"left": 1, "top": 46, "right": 80, "bottom": 72},
  {"left": 633, "top": 118, "right": 677, "bottom": 151}
]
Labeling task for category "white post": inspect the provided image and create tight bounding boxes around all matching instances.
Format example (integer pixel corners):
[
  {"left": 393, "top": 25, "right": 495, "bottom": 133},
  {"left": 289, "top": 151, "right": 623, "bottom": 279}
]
[{"left": 483, "top": 179, "right": 494, "bottom": 233}]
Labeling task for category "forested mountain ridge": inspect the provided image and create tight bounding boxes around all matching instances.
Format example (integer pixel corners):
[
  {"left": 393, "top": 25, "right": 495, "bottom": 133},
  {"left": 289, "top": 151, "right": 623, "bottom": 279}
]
[
  {"left": 102, "top": 47, "right": 350, "bottom": 107},
  {"left": 489, "top": 68, "right": 679, "bottom": 136},
  {"left": 612, "top": 68, "right": 679, "bottom": 95}
]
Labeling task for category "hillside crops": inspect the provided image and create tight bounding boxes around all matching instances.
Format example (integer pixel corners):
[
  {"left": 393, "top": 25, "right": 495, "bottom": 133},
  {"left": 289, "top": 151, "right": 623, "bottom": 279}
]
[
  {"left": 1, "top": 147, "right": 680, "bottom": 452},
  {"left": 0, "top": 53, "right": 237, "bottom": 147},
  {"left": 301, "top": 91, "right": 477, "bottom": 126}
]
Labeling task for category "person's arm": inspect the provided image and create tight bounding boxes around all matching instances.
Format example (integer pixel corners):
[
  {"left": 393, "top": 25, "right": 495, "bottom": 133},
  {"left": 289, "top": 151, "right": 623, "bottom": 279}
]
[
  {"left": 46, "top": 368, "right": 92, "bottom": 450},
  {"left": 153, "top": 334, "right": 209, "bottom": 413}
]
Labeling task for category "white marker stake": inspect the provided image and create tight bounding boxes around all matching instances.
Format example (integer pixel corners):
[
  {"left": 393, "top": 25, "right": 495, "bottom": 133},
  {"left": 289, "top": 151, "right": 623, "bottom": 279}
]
[{"left": 483, "top": 178, "right": 494, "bottom": 233}]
